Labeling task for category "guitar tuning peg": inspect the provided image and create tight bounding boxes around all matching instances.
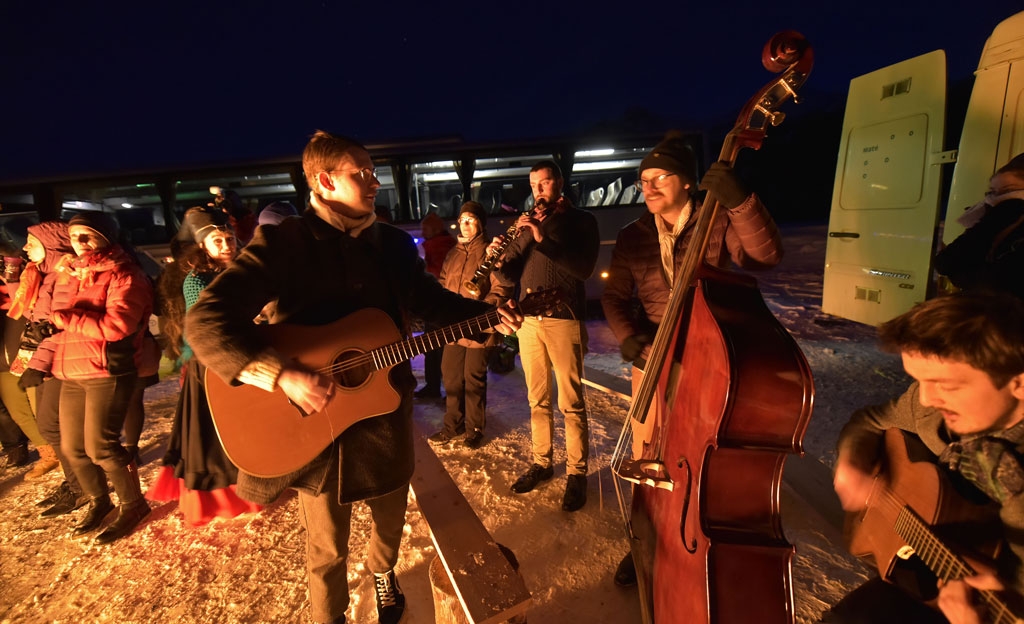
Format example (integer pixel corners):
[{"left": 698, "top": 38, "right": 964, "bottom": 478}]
[{"left": 770, "top": 111, "right": 786, "bottom": 127}]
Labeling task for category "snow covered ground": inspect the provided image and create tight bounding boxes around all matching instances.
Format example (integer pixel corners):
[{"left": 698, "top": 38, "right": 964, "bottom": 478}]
[{"left": 0, "top": 224, "right": 909, "bottom": 623}]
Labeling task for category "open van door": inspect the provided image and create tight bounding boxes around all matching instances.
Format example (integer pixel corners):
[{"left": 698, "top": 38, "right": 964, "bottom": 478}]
[
  {"left": 822, "top": 51, "right": 950, "bottom": 327},
  {"left": 943, "top": 11, "right": 1024, "bottom": 245}
]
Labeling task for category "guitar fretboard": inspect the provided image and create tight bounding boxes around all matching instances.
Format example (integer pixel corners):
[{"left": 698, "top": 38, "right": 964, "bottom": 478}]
[
  {"left": 372, "top": 310, "right": 502, "bottom": 369},
  {"left": 894, "top": 506, "right": 1022, "bottom": 624}
]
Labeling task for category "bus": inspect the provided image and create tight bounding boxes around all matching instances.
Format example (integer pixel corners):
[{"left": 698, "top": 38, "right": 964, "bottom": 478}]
[{"left": 0, "top": 132, "right": 704, "bottom": 300}]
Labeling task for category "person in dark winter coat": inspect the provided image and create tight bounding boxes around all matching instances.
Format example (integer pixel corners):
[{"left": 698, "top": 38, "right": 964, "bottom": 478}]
[
  {"left": 428, "top": 201, "right": 512, "bottom": 449},
  {"left": 935, "top": 154, "right": 1024, "bottom": 301},
  {"left": 47, "top": 212, "right": 154, "bottom": 544},
  {"left": 146, "top": 207, "right": 261, "bottom": 526},
  {"left": 492, "top": 159, "right": 599, "bottom": 513},
  {"left": 600, "top": 131, "right": 783, "bottom": 587},
  {"left": 185, "top": 130, "right": 522, "bottom": 624}
]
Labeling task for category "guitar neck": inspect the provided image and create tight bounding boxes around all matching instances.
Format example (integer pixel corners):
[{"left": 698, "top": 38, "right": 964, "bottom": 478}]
[
  {"left": 895, "top": 506, "right": 1021, "bottom": 624},
  {"left": 372, "top": 309, "right": 501, "bottom": 369}
]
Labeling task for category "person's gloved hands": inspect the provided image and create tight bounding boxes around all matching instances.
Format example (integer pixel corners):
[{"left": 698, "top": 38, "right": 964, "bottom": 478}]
[
  {"left": 620, "top": 334, "right": 652, "bottom": 363},
  {"left": 18, "top": 368, "right": 46, "bottom": 390},
  {"left": 699, "top": 161, "right": 749, "bottom": 209}
]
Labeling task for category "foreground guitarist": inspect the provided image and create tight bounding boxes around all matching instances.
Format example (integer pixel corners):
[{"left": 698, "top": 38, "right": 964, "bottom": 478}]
[
  {"left": 828, "top": 293, "right": 1024, "bottom": 624},
  {"left": 185, "top": 130, "right": 523, "bottom": 624}
]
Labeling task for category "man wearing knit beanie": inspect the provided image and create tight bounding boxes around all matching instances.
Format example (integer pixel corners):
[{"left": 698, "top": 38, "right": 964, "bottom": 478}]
[
  {"left": 68, "top": 212, "right": 119, "bottom": 246},
  {"left": 600, "top": 130, "right": 784, "bottom": 587}
]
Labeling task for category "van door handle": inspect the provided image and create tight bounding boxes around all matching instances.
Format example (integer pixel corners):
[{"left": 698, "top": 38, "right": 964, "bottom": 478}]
[{"left": 828, "top": 232, "right": 860, "bottom": 238}]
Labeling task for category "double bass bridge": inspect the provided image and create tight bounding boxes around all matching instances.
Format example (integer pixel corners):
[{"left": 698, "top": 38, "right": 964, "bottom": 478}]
[{"left": 613, "top": 458, "right": 675, "bottom": 491}]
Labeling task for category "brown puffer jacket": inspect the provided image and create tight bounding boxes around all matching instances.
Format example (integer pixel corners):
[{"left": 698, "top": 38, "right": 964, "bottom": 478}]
[
  {"left": 48, "top": 245, "right": 154, "bottom": 380},
  {"left": 438, "top": 234, "right": 513, "bottom": 348},
  {"left": 601, "top": 195, "right": 782, "bottom": 347}
]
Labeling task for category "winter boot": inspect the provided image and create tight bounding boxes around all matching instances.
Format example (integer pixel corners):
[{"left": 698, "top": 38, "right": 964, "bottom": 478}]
[
  {"left": 4, "top": 442, "right": 30, "bottom": 467},
  {"left": 95, "top": 461, "right": 150, "bottom": 544},
  {"left": 24, "top": 445, "right": 60, "bottom": 480},
  {"left": 73, "top": 494, "right": 114, "bottom": 535},
  {"left": 40, "top": 482, "right": 90, "bottom": 518}
]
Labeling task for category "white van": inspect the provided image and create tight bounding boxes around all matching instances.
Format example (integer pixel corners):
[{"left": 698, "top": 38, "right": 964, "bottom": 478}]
[{"left": 822, "top": 11, "right": 1024, "bottom": 326}]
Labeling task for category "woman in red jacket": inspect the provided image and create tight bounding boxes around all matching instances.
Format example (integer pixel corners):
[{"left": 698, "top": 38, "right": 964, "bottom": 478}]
[{"left": 49, "top": 212, "right": 154, "bottom": 544}]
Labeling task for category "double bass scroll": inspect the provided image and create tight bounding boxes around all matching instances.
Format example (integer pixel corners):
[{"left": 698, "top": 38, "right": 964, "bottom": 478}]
[{"left": 611, "top": 31, "right": 815, "bottom": 624}]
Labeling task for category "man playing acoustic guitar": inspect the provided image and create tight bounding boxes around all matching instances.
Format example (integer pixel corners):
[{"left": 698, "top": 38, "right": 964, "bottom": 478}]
[
  {"left": 186, "top": 130, "right": 523, "bottom": 624},
  {"left": 828, "top": 293, "right": 1024, "bottom": 624}
]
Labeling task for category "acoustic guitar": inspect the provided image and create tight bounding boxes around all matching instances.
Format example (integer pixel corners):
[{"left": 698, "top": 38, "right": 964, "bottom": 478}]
[
  {"left": 205, "top": 288, "right": 566, "bottom": 478},
  {"left": 845, "top": 428, "right": 1021, "bottom": 623}
]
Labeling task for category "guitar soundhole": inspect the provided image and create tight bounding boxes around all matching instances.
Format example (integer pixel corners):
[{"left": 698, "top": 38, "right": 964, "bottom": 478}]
[{"left": 331, "top": 350, "right": 373, "bottom": 390}]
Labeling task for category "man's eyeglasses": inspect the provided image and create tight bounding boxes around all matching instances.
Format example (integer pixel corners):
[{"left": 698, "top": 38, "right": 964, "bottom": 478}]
[
  {"left": 327, "top": 167, "right": 378, "bottom": 183},
  {"left": 634, "top": 173, "right": 677, "bottom": 191},
  {"left": 458, "top": 216, "right": 479, "bottom": 224}
]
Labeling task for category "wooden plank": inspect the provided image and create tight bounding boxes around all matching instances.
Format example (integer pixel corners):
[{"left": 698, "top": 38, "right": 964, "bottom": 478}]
[
  {"left": 582, "top": 366, "right": 632, "bottom": 402},
  {"left": 410, "top": 427, "right": 531, "bottom": 624}
]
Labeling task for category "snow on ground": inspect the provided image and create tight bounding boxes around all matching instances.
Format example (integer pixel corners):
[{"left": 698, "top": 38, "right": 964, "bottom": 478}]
[{"left": 0, "top": 224, "right": 904, "bottom": 623}]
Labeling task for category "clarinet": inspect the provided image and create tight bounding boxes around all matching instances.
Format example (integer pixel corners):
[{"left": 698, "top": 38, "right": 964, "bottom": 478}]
[{"left": 462, "top": 199, "right": 549, "bottom": 297}]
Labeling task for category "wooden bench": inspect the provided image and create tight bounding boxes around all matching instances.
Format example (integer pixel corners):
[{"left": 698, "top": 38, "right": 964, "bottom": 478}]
[{"left": 409, "top": 427, "right": 531, "bottom": 624}]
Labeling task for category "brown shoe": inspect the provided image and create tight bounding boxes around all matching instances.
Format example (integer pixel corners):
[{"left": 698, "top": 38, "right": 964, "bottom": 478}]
[{"left": 24, "top": 445, "right": 60, "bottom": 480}]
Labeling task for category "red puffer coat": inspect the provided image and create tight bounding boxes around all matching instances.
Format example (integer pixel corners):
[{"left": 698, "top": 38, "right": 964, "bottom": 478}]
[{"left": 48, "top": 246, "right": 154, "bottom": 380}]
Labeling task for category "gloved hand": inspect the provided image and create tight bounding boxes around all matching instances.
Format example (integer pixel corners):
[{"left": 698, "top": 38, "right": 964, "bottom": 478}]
[
  {"left": 620, "top": 334, "right": 652, "bottom": 363},
  {"left": 18, "top": 368, "right": 46, "bottom": 390},
  {"left": 699, "top": 161, "right": 749, "bottom": 209}
]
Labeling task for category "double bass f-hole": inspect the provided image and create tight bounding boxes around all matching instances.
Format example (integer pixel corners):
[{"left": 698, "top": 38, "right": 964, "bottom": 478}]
[{"left": 679, "top": 457, "right": 697, "bottom": 555}]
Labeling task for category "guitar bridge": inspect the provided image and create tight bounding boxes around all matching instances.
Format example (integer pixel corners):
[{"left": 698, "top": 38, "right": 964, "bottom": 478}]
[{"left": 613, "top": 458, "right": 674, "bottom": 491}]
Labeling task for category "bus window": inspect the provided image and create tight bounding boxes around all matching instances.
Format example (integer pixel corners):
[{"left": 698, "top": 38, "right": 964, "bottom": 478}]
[
  {"left": 570, "top": 146, "right": 650, "bottom": 209},
  {"left": 60, "top": 182, "right": 167, "bottom": 246}
]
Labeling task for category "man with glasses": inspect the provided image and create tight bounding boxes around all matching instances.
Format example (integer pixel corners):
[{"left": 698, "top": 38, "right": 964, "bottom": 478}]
[
  {"left": 491, "top": 159, "right": 599, "bottom": 512},
  {"left": 187, "top": 130, "right": 523, "bottom": 624},
  {"left": 601, "top": 130, "right": 783, "bottom": 586}
]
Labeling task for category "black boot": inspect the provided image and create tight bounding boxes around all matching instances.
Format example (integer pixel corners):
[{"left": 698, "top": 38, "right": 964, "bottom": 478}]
[
  {"left": 73, "top": 495, "right": 114, "bottom": 535},
  {"left": 41, "top": 483, "right": 90, "bottom": 518},
  {"left": 95, "top": 499, "right": 150, "bottom": 544},
  {"left": 95, "top": 461, "right": 149, "bottom": 544},
  {"left": 5, "top": 442, "right": 31, "bottom": 467}
]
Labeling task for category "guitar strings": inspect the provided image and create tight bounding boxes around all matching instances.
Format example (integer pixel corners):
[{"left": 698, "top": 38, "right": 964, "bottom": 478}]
[
  {"left": 865, "top": 479, "right": 1018, "bottom": 620},
  {"left": 312, "top": 311, "right": 504, "bottom": 376}
]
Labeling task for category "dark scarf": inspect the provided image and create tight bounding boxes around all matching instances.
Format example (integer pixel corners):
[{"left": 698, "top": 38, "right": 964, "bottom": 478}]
[{"left": 939, "top": 419, "right": 1024, "bottom": 503}]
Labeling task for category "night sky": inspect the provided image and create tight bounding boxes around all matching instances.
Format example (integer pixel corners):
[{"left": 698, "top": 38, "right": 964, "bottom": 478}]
[{"left": 1, "top": 1, "right": 1021, "bottom": 182}]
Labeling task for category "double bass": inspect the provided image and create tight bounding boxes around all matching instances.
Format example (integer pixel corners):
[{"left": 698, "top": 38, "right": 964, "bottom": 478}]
[{"left": 611, "top": 32, "right": 815, "bottom": 623}]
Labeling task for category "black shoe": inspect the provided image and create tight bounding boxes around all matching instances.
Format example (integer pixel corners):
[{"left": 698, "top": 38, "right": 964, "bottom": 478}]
[
  {"left": 41, "top": 485, "right": 90, "bottom": 518},
  {"left": 614, "top": 551, "right": 637, "bottom": 587},
  {"left": 373, "top": 569, "right": 406, "bottom": 624},
  {"left": 95, "top": 499, "right": 151, "bottom": 544},
  {"left": 37, "top": 481, "right": 72, "bottom": 507},
  {"left": 463, "top": 429, "right": 484, "bottom": 449},
  {"left": 413, "top": 385, "right": 442, "bottom": 399},
  {"left": 73, "top": 495, "right": 115, "bottom": 535},
  {"left": 428, "top": 430, "right": 455, "bottom": 445},
  {"left": 562, "top": 474, "right": 587, "bottom": 512},
  {"left": 5, "top": 443, "right": 30, "bottom": 467},
  {"left": 511, "top": 464, "right": 554, "bottom": 493}
]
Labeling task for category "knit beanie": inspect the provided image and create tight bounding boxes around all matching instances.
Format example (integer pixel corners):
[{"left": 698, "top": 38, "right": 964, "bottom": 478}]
[
  {"left": 639, "top": 131, "right": 698, "bottom": 185},
  {"left": 68, "top": 212, "right": 119, "bottom": 245},
  {"left": 459, "top": 201, "right": 487, "bottom": 226},
  {"left": 185, "top": 206, "right": 233, "bottom": 244},
  {"left": 258, "top": 201, "right": 299, "bottom": 226}
]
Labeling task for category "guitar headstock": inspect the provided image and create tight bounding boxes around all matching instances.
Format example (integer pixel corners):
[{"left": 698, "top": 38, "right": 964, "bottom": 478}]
[{"left": 519, "top": 287, "right": 569, "bottom": 318}]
